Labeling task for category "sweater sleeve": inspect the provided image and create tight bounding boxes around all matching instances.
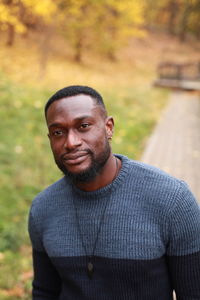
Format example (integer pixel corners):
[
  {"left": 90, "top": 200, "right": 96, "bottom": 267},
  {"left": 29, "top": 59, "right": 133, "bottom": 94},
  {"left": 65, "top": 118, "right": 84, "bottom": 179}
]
[
  {"left": 166, "top": 182, "right": 200, "bottom": 299},
  {"left": 28, "top": 211, "right": 62, "bottom": 300}
]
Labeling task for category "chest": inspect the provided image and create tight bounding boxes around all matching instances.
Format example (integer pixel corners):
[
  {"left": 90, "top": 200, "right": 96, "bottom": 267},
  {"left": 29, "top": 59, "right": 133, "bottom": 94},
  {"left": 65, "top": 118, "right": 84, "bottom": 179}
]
[{"left": 42, "top": 199, "right": 167, "bottom": 259}]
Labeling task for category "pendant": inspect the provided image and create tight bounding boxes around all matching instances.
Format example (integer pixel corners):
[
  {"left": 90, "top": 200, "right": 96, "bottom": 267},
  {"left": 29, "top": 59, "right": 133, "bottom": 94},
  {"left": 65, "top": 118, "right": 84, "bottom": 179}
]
[{"left": 87, "top": 261, "right": 94, "bottom": 279}]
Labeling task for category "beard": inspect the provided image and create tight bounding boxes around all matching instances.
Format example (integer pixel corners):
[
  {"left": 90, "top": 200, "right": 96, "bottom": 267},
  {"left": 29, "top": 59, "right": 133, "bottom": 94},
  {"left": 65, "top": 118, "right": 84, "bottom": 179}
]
[{"left": 55, "top": 139, "right": 111, "bottom": 183}]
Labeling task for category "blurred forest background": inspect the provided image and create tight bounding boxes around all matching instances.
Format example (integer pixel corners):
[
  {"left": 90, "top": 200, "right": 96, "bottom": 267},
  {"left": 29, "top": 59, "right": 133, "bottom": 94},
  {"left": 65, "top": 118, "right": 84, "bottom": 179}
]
[{"left": 0, "top": 0, "right": 200, "bottom": 299}]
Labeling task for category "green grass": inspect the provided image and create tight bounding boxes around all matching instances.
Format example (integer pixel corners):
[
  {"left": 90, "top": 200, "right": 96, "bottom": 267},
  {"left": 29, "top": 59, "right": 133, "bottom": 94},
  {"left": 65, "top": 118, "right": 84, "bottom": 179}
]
[{"left": 0, "top": 72, "right": 169, "bottom": 299}]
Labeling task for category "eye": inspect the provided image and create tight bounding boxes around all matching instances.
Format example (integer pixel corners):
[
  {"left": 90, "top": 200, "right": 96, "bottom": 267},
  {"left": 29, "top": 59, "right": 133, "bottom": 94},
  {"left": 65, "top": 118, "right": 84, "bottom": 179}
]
[
  {"left": 51, "top": 130, "right": 64, "bottom": 137},
  {"left": 80, "top": 123, "right": 90, "bottom": 129}
]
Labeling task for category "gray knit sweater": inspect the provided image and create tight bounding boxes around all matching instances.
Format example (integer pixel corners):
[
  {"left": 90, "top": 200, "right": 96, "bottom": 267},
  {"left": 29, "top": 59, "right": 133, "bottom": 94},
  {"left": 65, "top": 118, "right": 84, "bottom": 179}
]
[{"left": 29, "top": 155, "right": 200, "bottom": 300}]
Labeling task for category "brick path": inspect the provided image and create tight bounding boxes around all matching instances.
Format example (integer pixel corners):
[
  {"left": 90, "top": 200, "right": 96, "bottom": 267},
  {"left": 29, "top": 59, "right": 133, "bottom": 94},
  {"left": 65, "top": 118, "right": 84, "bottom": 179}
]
[{"left": 141, "top": 91, "right": 200, "bottom": 203}]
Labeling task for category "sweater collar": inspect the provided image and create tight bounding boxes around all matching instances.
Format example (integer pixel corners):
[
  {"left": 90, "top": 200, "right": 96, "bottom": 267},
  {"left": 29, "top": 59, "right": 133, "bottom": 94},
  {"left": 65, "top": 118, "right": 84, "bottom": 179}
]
[{"left": 66, "top": 154, "right": 131, "bottom": 199}]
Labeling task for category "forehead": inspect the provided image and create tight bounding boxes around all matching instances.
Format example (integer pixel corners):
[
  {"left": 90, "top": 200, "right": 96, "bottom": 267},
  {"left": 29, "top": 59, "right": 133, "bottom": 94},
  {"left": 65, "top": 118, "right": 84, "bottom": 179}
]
[{"left": 46, "top": 94, "right": 101, "bottom": 124}]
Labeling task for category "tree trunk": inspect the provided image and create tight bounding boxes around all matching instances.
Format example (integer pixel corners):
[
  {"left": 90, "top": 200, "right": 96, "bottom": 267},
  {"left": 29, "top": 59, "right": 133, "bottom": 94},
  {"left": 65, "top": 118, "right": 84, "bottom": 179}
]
[
  {"left": 74, "top": 32, "right": 83, "bottom": 63},
  {"left": 179, "top": 1, "right": 191, "bottom": 41},
  {"left": 38, "top": 25, "right": 53, "bottom": 79},
  {"left": 6, "top": 24, "right": 15, "bottom": 46},
  {"left": 168, "top": 0, "right": 179, "bottom": 35}
]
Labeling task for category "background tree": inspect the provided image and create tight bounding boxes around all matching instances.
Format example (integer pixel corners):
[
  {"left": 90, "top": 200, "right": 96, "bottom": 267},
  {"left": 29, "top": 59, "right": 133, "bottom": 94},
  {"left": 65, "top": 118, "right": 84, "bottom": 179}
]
[
  {"left": 142, "top": 0, "right": 200, "bottom": 41},
  {"left": 0, "top": 0, "right": 25, "bottom": 45},
  {"left": 56, "top": 0, "right": 144, "bottom": 62},
  {"left": 0, "top": 0, "right": 56, "bottom": 46},
  {"left": 179, "top": 0, "right": 200, "bottom": 41},
  {"left": 1, "top": 0, "right": 199, "bottom": 61},
  {"left": 56, "top": 0, "right": 96, "bottom": 63},
  {"left": 92, "top": 0, "right": 145, "bottom": 60}
]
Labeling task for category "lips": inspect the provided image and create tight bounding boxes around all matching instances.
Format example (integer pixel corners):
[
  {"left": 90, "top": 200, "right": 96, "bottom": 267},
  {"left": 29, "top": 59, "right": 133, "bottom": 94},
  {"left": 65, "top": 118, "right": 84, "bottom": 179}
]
[{"left": 62, "top": 152, "right": 89, "bottom": 165}]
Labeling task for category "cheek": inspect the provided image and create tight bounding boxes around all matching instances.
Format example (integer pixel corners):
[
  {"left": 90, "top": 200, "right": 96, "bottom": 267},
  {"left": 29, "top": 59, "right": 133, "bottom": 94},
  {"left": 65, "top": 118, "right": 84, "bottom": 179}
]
[
  {"left": 91, "top": 132, "right": 108, "bottom": 152},
  {"left": 50, "top": 140, "right": 63, "bottom": 156}
]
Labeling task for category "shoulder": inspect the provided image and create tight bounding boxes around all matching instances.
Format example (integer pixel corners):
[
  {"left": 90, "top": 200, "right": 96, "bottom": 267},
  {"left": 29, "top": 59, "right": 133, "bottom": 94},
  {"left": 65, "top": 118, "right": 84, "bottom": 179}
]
[
  {"left": 28, "top": 177, "right": 72, "bottom": 250},
  {"left": 30, "top": 176, "right": 70, "bottom": 217},
  {"left": 119, "top": 154, "right": 198, "bottom": 211},
  {"left": 120, "top": 154, "right": 183, "bottom": 190},
  {"left": 120, "top": 156, "right": 200, "bottom": 254}
]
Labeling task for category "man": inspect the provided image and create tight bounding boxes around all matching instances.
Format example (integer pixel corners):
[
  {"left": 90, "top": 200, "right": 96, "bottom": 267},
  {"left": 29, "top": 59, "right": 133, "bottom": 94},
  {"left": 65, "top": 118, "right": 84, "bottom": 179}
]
[{"left": 29, "top": 85, "right": 200, "bottom": 300}]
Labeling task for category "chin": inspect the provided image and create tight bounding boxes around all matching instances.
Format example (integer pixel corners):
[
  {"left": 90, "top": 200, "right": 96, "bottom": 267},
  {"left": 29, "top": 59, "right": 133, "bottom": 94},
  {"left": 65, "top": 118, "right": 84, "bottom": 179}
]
[
  {"left": 65, "top": 168, "right": 98, "bottom": 183},
  {"left": 56, "top": 161, "right": 92, "bottom": 181}
]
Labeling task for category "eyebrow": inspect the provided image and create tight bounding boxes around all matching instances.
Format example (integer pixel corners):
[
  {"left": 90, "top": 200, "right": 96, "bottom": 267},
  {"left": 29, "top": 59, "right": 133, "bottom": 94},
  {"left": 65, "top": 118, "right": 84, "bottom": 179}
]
[{"left": 48, "top": 115, "right": 93, "bottom": 129}]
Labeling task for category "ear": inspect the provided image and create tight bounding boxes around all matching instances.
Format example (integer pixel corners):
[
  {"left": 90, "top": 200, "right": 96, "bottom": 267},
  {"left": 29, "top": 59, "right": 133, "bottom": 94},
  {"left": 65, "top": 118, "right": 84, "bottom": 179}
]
[{"left": 105, "top": 116, "right": 114, "bottom": 139}]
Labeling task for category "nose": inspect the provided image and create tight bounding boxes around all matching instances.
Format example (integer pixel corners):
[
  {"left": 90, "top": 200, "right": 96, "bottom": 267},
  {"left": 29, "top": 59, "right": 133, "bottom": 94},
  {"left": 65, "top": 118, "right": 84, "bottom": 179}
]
[{"left": 64, "top": 130, "right": 82, "bottom": 151}]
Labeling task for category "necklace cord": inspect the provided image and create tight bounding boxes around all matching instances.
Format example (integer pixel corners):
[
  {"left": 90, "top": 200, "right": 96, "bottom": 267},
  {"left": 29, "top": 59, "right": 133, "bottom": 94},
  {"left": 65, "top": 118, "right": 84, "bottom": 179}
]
[
  {"left": 73, "top": 156, "right": 119, "bottom": 265},
  {"left": 90, "top": 157, "right": 118, "bottom": 258}
]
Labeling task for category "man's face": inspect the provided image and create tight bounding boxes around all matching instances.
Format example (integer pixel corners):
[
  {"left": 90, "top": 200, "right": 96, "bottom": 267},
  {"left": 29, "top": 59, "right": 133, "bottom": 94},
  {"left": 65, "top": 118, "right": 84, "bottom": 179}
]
[{"left": 46, "top": 94, "right": 114, "bottom": 183}]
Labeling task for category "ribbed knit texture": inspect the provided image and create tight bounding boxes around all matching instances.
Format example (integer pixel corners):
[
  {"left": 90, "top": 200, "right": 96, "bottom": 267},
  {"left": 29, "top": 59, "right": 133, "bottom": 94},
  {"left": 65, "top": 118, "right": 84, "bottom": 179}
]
[{"left": 29, "top": 155, "right": 200, "bottom": 300}]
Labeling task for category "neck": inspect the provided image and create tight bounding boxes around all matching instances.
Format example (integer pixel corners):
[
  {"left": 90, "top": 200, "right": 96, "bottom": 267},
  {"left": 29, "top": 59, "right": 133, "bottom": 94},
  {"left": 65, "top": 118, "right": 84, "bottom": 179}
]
[{"left": 75, "top": 154, "right": 121, "bottom": 192}]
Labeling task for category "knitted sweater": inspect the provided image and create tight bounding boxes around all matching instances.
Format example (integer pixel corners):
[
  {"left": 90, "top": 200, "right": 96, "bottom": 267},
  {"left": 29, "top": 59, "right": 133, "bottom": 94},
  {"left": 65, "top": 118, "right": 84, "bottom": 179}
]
[{"left": 28, "top": 155, "right": 200, "bottom": 300}]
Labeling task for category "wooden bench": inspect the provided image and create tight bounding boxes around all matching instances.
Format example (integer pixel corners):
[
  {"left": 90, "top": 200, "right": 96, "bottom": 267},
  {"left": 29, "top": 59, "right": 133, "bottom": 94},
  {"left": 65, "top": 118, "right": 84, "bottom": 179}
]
[{"left": 154, "top": 62, "right": 200, "bottom": 91}]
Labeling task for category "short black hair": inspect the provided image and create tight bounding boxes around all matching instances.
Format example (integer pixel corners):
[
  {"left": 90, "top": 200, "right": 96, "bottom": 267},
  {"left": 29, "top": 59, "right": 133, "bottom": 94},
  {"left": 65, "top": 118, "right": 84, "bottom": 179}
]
[{"left": 45, "top": 85, "right": 106, "bottom": 116}]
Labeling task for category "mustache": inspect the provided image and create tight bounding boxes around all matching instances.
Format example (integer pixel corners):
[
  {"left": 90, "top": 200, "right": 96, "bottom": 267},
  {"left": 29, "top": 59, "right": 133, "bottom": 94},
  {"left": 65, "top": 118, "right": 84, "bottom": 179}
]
[{"left": 60, "top": 149, "right": 93, "bottom": 160}]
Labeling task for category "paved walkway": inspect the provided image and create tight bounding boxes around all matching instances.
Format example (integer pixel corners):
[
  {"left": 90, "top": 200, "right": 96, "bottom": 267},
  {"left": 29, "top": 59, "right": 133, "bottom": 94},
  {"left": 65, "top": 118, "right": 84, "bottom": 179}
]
[{"left": 141, "top": 91, "right": 200, "bottom": 203}]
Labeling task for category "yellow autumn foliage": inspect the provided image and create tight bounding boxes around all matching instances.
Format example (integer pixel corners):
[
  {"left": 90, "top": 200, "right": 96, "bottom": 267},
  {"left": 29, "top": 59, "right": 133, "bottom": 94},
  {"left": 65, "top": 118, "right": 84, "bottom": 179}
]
[
  {"left": 0, "top": 0, "right": 56, "bottom": 34},
  {"left": 1, "top": 0, "right": 199, "bottom": 59},
  {"left": 91, "top": 0, "right": 145, "bottom": 57},
  {"left": 22, "top": 0, "right": 56, "bottom": 20},
  {"left": 0, "top": 2, "right": 26, "bottom": 32},
  {"left": 55, "top": 0, "right": 145, "bottom": 60}
]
